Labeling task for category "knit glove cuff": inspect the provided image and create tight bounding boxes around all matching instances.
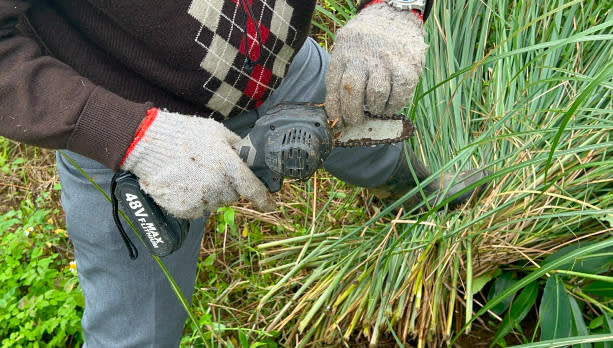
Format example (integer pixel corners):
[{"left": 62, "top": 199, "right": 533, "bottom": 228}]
[{"left": 121, "top": 109, "right": 177, "bottom": 173}]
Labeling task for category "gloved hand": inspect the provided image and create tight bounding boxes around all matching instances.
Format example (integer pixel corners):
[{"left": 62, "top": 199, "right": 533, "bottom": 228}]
[
  {"left": 120, "top": 109, "right": 276, "bottom": 219},
  {"left": 325, "top": 3, "right": 427, "bottom": 127}
]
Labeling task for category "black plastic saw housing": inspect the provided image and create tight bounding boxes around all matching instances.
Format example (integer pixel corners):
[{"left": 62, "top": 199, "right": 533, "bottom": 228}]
[{"left": 238, "top": 103, "right": 333, "bottom": 192}]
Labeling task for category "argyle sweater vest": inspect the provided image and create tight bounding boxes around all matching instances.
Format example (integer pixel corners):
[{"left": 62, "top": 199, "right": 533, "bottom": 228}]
[
  {"left": 24, "top": 0, "right": 316, "bottom": 120},
  {"left": 187, "top": 0, "right": 316, "bottom": 117}
]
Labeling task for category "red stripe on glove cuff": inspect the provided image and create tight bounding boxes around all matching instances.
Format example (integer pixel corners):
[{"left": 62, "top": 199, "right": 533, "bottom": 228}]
[
  {"left": 120, "top": 108, "right": 159, "bottom": 166},
  {"left": 362, "top": 0, "right": 386, "bottom": 9},
  {"left": 413, "top": 9, "right": 423, "bottom": 21},
  {"left": 362, "top": 0, "right": 424, "bottom": 21}
]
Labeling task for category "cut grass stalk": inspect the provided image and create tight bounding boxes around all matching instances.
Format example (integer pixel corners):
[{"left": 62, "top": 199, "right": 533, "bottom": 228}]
[{"left": 464, "top": 238, "right": 474, "bottom": 333}]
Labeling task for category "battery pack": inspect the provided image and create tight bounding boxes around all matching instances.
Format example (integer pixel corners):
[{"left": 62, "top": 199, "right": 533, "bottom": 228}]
[{"left": 112, "top": 172, "right": 189, "bottom": 258}]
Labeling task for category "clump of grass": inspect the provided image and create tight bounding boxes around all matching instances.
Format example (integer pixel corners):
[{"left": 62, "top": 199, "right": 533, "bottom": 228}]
[
  {"left": 255, "top": 0, "right": 613, "bottom": 346},
  {"left": 0, "top": 138, "right": 61, "bottom": 220},
  {"left": 311, "top": 0, "right": 356, "bottom": 49},
  {"left": 185, "top": 175, "right": 375, "bottom": 347}
]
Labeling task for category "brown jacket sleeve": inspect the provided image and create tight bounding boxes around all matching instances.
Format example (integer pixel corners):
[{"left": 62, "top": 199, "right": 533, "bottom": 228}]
[{"left": 0, "top": 0, "right": 150, "bottom": 170}]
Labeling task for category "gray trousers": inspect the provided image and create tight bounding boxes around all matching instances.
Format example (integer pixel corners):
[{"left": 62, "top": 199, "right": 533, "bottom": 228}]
[{"left": 57, "top": 37, "right": 405, "bottom": 347}]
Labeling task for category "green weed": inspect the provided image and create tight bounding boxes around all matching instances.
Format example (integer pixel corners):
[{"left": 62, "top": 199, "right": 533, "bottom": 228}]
[{"left": 0, "top": 198, "right": 83, "bottom": 347}]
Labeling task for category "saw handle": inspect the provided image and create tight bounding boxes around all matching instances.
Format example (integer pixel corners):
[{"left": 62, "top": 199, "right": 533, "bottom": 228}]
[{"left": 112, "top": 103, "right": 333, "bottom": 259}]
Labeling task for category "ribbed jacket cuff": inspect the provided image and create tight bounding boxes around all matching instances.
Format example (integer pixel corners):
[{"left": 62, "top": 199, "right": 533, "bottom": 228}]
[{"left": 67, "top": 86, "right": 152, "bottom": 171}]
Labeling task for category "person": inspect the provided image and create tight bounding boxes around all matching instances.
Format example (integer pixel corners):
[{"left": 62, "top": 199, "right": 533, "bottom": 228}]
[{"left": 0, "top": 0, "right": 485, "bottom": 346}]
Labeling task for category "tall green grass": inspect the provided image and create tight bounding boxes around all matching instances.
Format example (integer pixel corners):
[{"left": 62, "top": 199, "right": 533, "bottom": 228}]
[{"left": 258, "top": 1, "right": 613, "bottom": 346}]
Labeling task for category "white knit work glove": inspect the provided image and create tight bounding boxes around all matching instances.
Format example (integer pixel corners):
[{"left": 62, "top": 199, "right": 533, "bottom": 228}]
[
  {"left": 325, "top": 3, "right": 427, "bottom": 126},
  {"left": 121, "top": 109, "right": 276, "bottom": 220}
]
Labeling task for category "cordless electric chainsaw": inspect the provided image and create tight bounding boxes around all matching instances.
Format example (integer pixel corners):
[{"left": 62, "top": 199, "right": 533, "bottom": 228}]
[{"left": 111, "top": 102, "right": 415, "bottom": 258}]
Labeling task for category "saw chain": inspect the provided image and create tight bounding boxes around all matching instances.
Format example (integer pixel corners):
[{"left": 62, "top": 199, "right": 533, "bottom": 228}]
[{"left": 331, "top": 112, "right": 416, "bottom": 148}]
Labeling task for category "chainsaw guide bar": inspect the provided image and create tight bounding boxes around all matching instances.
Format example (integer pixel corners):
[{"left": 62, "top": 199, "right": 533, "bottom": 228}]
[{"left": 330, "top": 111, "right": 416, "bottom": 148}]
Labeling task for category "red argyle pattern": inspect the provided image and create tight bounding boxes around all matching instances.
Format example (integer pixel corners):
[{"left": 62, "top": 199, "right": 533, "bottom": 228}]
[{"left": 188, "top": 0, "right": 314, "bottom": 118}]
